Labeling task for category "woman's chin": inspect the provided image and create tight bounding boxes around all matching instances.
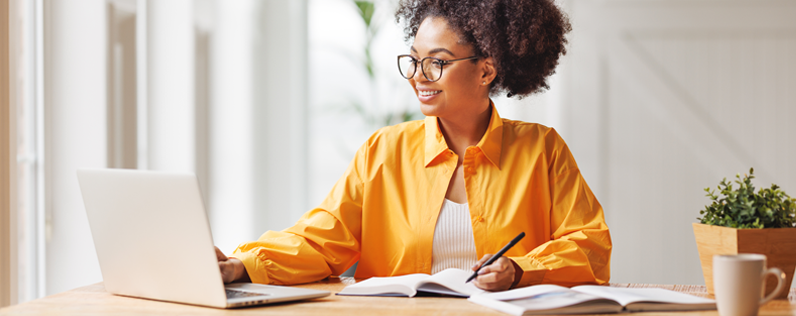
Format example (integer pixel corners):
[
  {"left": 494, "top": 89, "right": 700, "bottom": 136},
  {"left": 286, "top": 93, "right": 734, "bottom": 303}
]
[{"left": 419, "top": 103, "right": 442, "bottom": 117}]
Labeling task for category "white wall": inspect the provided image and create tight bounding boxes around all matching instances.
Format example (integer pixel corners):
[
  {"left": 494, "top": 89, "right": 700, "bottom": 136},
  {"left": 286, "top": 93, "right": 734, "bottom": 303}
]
[
  {"left": 564, "top": 0, "right": 796, "bottom": 287},
  {"left": 206, "top": 0, "right": 309, "bottom": 253},
  {"left": 43, "top": 0, "right": 106, "bottom": 295},
  {"left": 146, "top": 0, "right": 195, "bottom": 173},
  {"left": 250, "top": 0, "right": 309, "bottom": 236},
  {"left": 206, "top": 0, "right": 258, "bottom": 254},
  {"left": 2, "top": 0, "right": 18, "bottom": 306}
]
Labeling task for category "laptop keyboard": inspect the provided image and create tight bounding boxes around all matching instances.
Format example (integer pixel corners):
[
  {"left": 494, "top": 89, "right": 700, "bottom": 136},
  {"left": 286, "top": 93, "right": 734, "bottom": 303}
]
[{"left": 226, "top": 289, "right": 270, "bottom": 299}]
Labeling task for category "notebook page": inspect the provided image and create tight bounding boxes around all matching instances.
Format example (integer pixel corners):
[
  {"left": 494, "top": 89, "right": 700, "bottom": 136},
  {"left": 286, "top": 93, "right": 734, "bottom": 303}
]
[
  {"left": 420, "top": 268, "right": 485, "bottom": 296},
  {"left": 572, "top": 286, "right": 715, "bottom": 307},
  {"left": 337, "top": 274, "right": 430, "bottom": 296}
]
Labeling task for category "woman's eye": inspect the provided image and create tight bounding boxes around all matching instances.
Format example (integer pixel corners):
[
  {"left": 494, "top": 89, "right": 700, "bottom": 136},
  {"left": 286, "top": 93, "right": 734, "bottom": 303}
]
[{"left": 431, "top": 60, "right": 443, "bottom": 68}]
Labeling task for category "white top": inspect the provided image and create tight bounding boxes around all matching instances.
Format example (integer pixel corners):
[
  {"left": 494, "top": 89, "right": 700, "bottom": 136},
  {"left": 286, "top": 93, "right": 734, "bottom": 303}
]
[{"left": 431, "top": 199, "right": 479, "bottom": 274}]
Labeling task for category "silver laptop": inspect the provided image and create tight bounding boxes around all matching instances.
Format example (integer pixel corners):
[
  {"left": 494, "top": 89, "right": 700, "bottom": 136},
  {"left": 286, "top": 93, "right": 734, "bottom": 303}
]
[{"left": 77, "top": 168, "right": 330, "bottom": 308}]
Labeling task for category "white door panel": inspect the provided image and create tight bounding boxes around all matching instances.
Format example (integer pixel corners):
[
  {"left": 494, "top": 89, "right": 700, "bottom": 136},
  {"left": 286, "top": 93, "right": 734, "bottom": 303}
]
[{"left": 566, "top": 0, "right": 796, "bottom": 285}]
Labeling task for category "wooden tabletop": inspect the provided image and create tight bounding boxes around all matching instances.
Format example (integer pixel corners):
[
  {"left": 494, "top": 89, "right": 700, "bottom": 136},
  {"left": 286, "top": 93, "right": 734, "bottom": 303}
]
[{"left": 1, "top": 278, "right": 794, "bottom": 316}]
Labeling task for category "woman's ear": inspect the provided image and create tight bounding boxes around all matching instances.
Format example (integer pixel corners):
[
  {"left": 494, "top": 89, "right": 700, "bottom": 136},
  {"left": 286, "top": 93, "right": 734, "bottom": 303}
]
[{"left": 480, "top": 57, "right": 497, "bottom": 86}]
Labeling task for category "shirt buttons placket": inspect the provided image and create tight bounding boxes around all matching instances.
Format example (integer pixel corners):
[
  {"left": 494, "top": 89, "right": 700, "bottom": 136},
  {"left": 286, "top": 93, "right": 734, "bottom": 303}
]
[{"left": 464, "top": 147, "right": 477, "bottom": 175}]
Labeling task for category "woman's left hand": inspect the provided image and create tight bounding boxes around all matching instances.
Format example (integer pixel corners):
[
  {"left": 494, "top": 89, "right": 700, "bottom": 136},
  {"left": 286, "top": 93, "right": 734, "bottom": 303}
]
[{"left": 471, "top": 254, "right": 516, "bottom": 291}]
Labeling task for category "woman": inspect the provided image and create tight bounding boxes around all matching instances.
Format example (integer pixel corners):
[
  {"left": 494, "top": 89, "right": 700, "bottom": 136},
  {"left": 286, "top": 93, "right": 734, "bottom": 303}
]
[{"left": 217, "top": 0, "right": 611, "bottom": 291}]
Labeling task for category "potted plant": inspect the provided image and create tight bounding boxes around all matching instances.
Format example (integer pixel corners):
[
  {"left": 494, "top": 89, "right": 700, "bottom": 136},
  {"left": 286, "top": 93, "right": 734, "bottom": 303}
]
[{"left": 693, "top": 168, "right": 796, "bottom": 299}]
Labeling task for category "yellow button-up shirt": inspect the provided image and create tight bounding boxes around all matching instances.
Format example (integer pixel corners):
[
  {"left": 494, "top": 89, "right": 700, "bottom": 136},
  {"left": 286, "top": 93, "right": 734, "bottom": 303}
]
[{"left": 232, "top": 104, "right": 611, "bottom": 288}]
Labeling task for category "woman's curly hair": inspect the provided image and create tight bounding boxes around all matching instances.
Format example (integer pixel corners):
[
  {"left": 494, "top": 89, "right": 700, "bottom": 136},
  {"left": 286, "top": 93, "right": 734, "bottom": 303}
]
[{"left": 395, "top": 0, "right": 571, "bottom": 98}]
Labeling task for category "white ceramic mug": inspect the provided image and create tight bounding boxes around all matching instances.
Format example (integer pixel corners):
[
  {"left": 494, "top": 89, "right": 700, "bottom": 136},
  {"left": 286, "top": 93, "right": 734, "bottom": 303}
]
[{"left": 713, "top": 254, "right": 785, "bottom": 316}]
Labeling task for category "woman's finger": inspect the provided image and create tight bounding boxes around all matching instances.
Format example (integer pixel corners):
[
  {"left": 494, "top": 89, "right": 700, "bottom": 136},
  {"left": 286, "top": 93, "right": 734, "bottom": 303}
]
[
  {"left": 472, "top": 253, "right": 493, "bottom": 271},
  {"left": 478, "top": 270, "right": 498, "bottom": 283},
  {"left": 477, "top": 265, "right": 492, "bottom": 275},
  {"left": 479, "top": 256, "right": 508, "bottom": 274},
  {"left": 218, "top": 261, "right": 234, "bottom": 283},
  {"left": 493, "top": 257, "right": 510, "bottom": 272},
  {"left": 215, "top": 246, "right": 228, "bottom": 262},
  {"left": 473, "top": 257, "right": 516, "bottom": 291}
]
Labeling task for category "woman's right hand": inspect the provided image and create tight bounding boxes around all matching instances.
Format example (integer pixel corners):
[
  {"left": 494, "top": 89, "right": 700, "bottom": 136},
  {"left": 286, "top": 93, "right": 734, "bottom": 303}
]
[{"left": 216, "top": 246, "right": 250, "bottom": 283}]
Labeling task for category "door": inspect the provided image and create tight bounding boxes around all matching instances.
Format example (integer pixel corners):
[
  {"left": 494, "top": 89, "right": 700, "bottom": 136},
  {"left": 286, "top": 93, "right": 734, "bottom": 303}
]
[{"left": 564, "top": 0, "right": 796, "bottom": 285}]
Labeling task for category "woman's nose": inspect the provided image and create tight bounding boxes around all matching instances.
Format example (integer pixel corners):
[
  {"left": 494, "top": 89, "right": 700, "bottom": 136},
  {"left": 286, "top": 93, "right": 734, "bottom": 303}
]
[{"left": 412, "top": 65, "right": 427, "bottom": 82}]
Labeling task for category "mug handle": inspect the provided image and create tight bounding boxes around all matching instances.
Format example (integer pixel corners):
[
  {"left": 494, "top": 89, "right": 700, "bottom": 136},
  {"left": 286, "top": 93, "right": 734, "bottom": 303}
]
[{"left": 759, "top": 267, "right": 785, "bottom": 305}]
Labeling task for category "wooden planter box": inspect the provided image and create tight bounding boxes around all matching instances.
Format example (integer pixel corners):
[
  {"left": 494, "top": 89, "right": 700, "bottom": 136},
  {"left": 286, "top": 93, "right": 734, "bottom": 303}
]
[{"left": 693, "top": 223, "right": 796, "bottom": 299}]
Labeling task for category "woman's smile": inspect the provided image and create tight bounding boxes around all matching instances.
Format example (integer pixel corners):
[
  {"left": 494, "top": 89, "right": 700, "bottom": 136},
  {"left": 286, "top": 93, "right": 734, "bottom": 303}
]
[{"left": 416, "top": 88, "right": 442, "bottom": 102}]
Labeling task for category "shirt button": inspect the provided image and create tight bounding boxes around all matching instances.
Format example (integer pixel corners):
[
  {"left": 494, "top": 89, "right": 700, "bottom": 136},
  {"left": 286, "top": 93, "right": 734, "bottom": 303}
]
[{"left": 475, "top": 216, "right": 484, "bottom": 223}]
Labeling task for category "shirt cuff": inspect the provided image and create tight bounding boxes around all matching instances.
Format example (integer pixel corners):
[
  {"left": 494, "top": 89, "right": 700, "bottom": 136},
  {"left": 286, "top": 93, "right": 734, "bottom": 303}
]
[
  {"left": 230, "top": 251, "right": 271, "bottom": 285},
  {"left": 508, "top": 255, "right": 548, "bottom": 287}
]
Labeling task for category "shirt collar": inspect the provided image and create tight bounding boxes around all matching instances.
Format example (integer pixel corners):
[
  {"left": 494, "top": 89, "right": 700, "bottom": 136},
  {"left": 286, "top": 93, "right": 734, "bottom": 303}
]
[{"left": 423, "top": 101, "right": 504, "bottom": 169}]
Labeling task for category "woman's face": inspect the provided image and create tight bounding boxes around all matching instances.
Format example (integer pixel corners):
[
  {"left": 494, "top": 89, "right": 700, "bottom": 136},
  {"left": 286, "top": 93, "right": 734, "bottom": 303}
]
[{"left": 409, "top": 17, "right": 487, "bottom": 119}]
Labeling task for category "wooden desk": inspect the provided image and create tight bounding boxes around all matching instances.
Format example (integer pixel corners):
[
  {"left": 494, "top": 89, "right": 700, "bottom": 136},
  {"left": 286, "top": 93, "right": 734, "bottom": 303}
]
[{"left": 1, "top": 278, "right": 795, "bottom": 316}]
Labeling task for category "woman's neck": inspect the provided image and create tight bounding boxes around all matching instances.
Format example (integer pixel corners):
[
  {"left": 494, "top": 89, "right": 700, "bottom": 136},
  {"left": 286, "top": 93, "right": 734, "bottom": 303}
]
[{"left": 438, "top": 101, "right": 492, "bottom": 163}]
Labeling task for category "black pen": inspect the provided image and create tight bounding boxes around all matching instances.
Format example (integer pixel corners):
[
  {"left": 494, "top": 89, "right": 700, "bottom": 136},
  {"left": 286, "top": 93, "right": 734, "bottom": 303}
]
[{"left": 466, "top": 232, "right": 525, "bottom": 283}]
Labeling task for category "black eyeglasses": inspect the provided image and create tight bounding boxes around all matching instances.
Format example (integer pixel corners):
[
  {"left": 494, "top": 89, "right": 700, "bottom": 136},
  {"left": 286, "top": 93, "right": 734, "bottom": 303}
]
[{"left": 397, "top": 54, "right": 480, "bottom": 82}]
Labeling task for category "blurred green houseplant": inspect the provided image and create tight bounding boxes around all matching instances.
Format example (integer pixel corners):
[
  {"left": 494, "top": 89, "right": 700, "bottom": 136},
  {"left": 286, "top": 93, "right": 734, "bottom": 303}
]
[{"left": 349, "top": 0, "right": 422, "bottom": 128}]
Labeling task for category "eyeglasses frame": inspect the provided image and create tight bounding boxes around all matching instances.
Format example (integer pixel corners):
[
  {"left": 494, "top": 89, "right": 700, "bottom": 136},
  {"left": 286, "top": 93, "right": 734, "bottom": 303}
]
[{"left": 397, "top": 54, "right": 480, "bottom": 82}]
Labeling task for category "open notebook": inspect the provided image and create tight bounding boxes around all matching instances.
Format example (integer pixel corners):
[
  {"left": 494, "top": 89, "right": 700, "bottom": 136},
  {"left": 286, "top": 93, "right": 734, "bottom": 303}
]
[
  {"left": 337, "top": 268, "right": 484, "bottom": 297},
  {"left": 468, "top": 284, "right": 716, "bottom": 315}
]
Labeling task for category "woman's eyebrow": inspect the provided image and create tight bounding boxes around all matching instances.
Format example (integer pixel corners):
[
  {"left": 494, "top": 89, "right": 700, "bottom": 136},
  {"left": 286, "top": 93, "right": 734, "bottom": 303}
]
[
  {"left": 409, "top": 46, "right": 455, "bottom": 57},
  {"left": 429, "top": 48, "right": 455, "bottom": 57}
]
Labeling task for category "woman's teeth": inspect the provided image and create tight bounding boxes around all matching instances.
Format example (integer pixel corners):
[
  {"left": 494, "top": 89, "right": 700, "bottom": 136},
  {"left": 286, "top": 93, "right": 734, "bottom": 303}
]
[{"left": 419, "top": 90, "right": 441, "bottom": 97}]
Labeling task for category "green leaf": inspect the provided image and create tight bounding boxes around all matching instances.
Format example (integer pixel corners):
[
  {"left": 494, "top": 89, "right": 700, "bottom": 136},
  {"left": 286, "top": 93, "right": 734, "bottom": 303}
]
[
  {"left": 698, "top": 168, "right": 796, "bottom": 229},
  {"left": 354, "top": 1, "right": 376, "bottom": 28}
]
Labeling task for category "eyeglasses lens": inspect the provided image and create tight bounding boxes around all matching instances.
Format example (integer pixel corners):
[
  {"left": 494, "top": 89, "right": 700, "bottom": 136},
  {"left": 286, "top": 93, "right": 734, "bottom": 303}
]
[
  {"left": 423, "top": 59, "right": 443, "bottom": 81},
  {"left": 398, "top": 56, "right": 416, "bottom": 79},
  {"left": 398, "top": 56, "right": 444, "bottom": 81}
]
